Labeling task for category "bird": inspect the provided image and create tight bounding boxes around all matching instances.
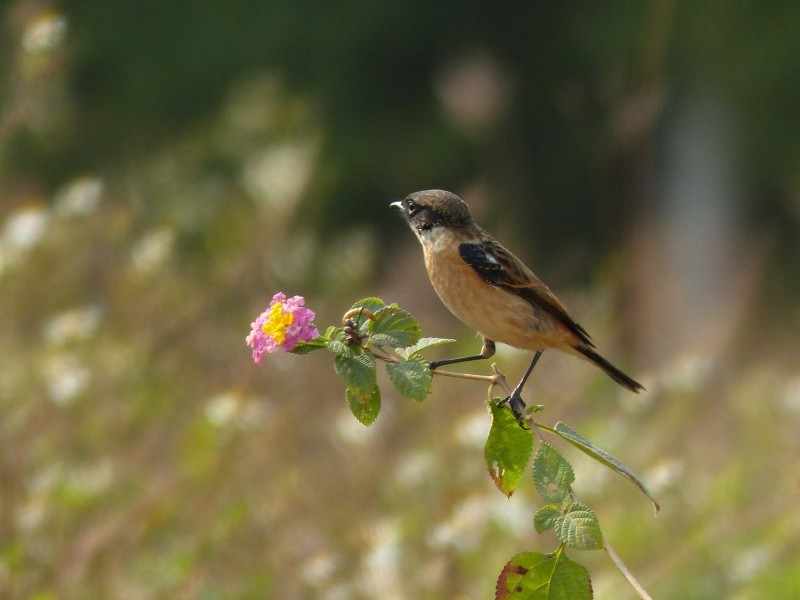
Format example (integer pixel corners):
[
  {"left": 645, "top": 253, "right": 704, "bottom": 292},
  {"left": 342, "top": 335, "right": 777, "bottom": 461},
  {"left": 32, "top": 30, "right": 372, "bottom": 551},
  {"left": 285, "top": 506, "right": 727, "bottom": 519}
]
[{"left": 391, "top": 189, "right": 644, "bottom": 425}]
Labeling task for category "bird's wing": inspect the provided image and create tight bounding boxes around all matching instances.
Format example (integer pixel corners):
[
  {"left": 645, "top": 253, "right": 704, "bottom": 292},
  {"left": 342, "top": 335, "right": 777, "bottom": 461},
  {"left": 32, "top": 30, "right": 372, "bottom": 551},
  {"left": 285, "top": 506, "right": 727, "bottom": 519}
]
[{"left": 459, "top": 240, "right": 594, "bottom": 347}]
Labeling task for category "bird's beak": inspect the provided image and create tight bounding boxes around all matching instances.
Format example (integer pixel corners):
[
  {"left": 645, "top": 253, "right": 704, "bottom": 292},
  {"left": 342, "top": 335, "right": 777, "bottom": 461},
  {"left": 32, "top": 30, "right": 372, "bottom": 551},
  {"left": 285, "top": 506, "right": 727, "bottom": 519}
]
[{"left": 390, "top": 200, "right": 403, "bottom": 210}]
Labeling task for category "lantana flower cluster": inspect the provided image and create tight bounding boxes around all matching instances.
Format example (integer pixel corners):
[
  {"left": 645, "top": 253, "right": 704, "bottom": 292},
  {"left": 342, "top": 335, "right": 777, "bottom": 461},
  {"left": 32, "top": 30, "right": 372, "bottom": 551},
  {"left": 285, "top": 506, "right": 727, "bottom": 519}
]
[{"left": 246, "top": 292, "right": 319, "bottom": 363}]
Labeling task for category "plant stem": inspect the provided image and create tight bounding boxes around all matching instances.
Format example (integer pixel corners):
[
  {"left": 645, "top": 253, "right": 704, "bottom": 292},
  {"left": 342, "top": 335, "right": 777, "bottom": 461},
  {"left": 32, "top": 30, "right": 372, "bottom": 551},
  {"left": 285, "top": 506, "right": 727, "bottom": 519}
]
[
  {"left": 603, "top": 539, "right": 655, "bottom": 600},
  {"left": 430, "top": 369, "right": 495, "bottom": 382}
]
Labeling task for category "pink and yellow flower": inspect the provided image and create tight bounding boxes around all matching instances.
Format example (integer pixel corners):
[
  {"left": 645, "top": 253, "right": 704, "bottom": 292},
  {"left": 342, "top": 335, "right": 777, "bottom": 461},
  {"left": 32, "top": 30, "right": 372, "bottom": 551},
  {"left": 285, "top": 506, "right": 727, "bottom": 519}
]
[{"left": 246, "top": 292, "right": 319, "bottom": 363}]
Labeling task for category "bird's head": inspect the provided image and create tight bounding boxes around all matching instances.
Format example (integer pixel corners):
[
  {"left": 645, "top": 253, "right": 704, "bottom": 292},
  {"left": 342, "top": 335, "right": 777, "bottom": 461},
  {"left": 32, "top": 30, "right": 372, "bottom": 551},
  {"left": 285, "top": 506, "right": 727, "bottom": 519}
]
[{"left": 391, "top": 190, "right": 473, "bottom": 241}]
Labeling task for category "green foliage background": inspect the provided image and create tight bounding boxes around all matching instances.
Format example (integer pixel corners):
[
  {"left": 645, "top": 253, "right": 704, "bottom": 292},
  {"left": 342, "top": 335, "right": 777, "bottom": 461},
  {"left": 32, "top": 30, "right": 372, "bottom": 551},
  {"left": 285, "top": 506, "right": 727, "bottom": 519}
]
[{"left": 2, "top": 1, "right": 800, "bottom": 598}]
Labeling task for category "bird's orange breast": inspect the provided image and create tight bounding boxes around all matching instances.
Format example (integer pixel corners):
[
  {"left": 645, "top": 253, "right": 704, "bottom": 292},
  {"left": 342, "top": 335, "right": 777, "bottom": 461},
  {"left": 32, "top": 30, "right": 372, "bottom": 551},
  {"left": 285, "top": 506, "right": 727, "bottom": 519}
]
[{"left": 422, "top": 230, "right": 576, "bottom": 351}]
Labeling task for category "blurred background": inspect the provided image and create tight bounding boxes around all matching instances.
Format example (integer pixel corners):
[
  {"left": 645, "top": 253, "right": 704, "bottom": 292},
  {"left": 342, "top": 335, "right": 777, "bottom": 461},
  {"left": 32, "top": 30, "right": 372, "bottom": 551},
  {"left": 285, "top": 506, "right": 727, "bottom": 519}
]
[{"left": 2, "top": 1, "right": 800, "bottom": 598}]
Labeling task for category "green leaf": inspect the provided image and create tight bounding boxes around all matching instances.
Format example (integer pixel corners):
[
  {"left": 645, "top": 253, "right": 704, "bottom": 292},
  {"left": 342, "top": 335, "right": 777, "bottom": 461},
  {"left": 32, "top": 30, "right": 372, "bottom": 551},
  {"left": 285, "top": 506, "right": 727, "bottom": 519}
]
[
  {"left": 328, "top": 328, "right": 381, "bottom": 425},
  {"left": 554, "top": 503, "right": 603, "bottom": 551},
  {"left": 533, "top": 505, "right": 562, "bottom": 534},
  {"left": 368, "top": 305, "right": 421, "bottom": 348},
  {"left": 333, "top": 348, "right": 377, "bottom": 392},
  {"left": 495, "top": 550, "right": 592, "bottom": 600},
  {"left": 485, "top": 399, "right": 534, "bottom": 498},
  {"left": 545, "top": 422, "right": 661, "bottom": 514},
  {"left": 532, "top": 441, "right": 575, "bottom": 504},
  {"left": 332, "top": 344, "right": 381, "bottom": 424},
  {"left": 386, "top": 355, "right": 431, "bottom": 402},
  {"left": 350, "top": 297, "right": 387, "bottom": 315},
  {"left": 326, "top": 328, "right": 350, "bottom": 357},
  {"left": 345, "top": 385, "right": 381, "bottom": 426},
  {"left": 395, "top": 337, "right": 456, "bottom": 360}
]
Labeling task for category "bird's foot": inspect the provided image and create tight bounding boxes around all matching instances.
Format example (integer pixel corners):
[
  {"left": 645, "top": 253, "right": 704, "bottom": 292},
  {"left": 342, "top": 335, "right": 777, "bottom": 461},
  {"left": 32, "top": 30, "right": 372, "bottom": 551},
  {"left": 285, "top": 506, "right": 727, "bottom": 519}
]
[{"left": 500, "top": 392, "right": 530, "bottom": 429}]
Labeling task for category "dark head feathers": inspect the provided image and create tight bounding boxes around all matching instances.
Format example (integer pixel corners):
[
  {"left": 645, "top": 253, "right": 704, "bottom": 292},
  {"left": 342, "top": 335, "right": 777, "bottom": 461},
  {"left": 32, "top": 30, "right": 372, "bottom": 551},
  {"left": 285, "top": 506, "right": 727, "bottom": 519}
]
[{"left": 391, "top": 189, "right": 474, "bottom": 232}]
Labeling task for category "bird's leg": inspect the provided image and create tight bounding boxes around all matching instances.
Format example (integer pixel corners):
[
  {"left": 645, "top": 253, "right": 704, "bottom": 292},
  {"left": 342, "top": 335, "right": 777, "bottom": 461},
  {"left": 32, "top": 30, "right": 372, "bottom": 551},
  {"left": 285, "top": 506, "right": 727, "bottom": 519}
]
[
  {"left": 429, "top": 338, "right": 495, "bottom": 370},
  {"left": 501, "top": 351, "right": 543, "bottom": 427}
]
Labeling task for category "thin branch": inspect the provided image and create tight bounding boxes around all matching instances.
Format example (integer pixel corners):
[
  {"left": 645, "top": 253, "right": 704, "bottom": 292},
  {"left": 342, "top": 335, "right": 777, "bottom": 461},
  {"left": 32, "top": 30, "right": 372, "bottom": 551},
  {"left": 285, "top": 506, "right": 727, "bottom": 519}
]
[
  {"left": 604, "top": 539, "right": 654, "bottom": 600},
  {"left": 430, "top": 369, "right": 495, "bottom": 383}
]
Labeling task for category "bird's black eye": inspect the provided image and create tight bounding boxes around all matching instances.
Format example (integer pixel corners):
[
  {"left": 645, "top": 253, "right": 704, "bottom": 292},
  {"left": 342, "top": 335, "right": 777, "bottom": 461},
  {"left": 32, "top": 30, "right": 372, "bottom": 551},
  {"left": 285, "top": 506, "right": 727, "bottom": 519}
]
[{"left": 406, "top": 199, "right": 419, "bottom": 215}]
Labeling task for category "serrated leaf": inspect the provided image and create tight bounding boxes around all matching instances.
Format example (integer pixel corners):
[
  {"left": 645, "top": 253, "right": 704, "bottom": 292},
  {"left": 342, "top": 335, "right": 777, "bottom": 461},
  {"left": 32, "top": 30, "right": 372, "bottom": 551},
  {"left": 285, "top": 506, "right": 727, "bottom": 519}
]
[
  {"left": 328, "top": 317, "right": 381, "bottom": 426},
  {"left": 395, "top": 337, "right": 456, "bottom": 360},
  {"left": 326, "top": 328, "right": 350, "bottom": 357},
  {"left": 533, "top": 505, "right": 562, "bottom": 534},
  {"left": 368, "top": 305, "right": 421, "bottom": 348},
  {"left": 327, "top": 339, "right": 349, "bottom": 358},
  {"left": 333, "top": 348, "right": 377, "bottom": 392},
  {"left": 546, "top": 422, "right": 660, "bottom": 514},
  {"left": 554, "top": 503, "right": 603, "bottom": 551},
  {"left": 485, "top": 399, "right": 534, "bottom": 498},
  {"left": 386, "top": 355, "right": 431, "bottom": 402},
  {"left": 345, "top": 385, "right": 381, "bottom": 426},
  {"left": 350, "top": 297, "right": 388, "bottom": 315},
  {"left": 533, "top": 442, "right": 575, "bottom": 504},
  {"left": 333, "top": 346, "right": 380, "bottom": 424},
  {"left": 495, "top": 550, "right": 592, "bottom": 600}
]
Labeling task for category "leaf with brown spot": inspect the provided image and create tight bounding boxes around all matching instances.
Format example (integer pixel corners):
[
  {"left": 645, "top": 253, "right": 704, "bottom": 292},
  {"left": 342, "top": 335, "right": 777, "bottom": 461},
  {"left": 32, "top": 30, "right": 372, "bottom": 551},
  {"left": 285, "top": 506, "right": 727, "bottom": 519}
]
[{"left": 495, "top": 550, "right": 592, "bottom": 599}]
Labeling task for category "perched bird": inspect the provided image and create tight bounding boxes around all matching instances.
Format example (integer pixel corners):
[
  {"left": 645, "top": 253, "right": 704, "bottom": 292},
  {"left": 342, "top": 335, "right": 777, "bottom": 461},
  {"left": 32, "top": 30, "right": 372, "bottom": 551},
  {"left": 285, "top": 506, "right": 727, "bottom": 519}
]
[{"left": 391, "top": 189, "right": 643, "bottom": 424}]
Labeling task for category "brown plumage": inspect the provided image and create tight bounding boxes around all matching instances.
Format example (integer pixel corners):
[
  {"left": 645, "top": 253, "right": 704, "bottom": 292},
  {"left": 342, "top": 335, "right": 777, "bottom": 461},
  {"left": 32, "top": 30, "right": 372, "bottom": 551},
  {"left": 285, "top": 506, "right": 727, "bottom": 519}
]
[{"left": 392, "top": 189, "right": 643, "bottom": 422}]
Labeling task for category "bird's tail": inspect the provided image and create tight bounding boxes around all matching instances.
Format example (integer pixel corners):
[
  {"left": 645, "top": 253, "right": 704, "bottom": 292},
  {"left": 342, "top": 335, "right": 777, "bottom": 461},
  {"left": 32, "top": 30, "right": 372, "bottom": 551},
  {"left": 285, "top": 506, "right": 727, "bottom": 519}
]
[{"left": 575, "top": 345, "right": 645, "bottom": 393}]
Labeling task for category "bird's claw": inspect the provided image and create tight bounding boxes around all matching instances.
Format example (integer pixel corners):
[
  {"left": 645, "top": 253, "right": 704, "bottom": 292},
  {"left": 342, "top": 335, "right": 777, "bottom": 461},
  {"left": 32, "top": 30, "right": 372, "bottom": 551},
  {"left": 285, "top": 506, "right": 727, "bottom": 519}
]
[{"left": 500, "top": 392, "right": 530, "bottom": 429}]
